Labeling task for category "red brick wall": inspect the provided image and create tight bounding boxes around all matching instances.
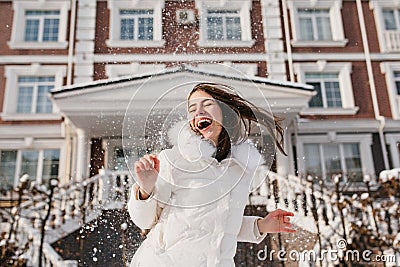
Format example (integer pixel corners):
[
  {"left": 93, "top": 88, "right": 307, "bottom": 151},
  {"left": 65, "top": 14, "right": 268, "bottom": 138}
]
[
  {"left": 0, "top": 2, "right": 69, "bottom": 56},
  {"left": 95, "top": 1, "right": 265, "bottom": 55},
  {"left": 288, "top": 1, "right": 367, "bottom": 54}
]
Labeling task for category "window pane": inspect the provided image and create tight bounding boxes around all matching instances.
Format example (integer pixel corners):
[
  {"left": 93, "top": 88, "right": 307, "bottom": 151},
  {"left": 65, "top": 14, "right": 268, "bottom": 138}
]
[
  {"left": 343, "top": 143, "right": 362, "bottom": 182},
  {"left": 207, "top": 17, "right": 224, "bottom": 40},
  {"left": 121, "top": 19, "right": 134, "bottom": 40},
  {"left": 304, "top": 144, "right": 322, "bottom": 178},
  {"left": 21, "top": 151, "right": 39, "bottom": 179},
  {"left": 36, "top": 85, "right": 53, "bottom": 113},
  {"left": 299, "top": 18, "right": 313, "bottom": 40},
  {"left": 43, "top": 18, "right": 59, "bottom": 41},
  {"left": 42, "top": 149, "right": 60, "bottom": 185},
  {"left": 17, "top": 86, "right": 33, "bottom": 113},
  {"left": 226, "top": 17, "right": 241, "bottom": 40},
  {"left": 325, "top": 81, "right": 342, "bottom": 107},
  {"left": 316, "top": 17, "right": 332, "bottom": 40},
  {"left": 24, "top": 19, "right": 39, "bottom": 41},
  {"left": 138, "top": 18, "right": 153, "bottom": 40},
  {"left": 323, "top": 144, "right": 341, "bottom": 180},
  {"left": 308, "top": 82, "right": 323, "bottom": 107},
  {"left": 383, "top": 10, "right": 397, "bottom": 30},
  {"left": 0, "top": 151, "right": 17, "bottom": 189}
]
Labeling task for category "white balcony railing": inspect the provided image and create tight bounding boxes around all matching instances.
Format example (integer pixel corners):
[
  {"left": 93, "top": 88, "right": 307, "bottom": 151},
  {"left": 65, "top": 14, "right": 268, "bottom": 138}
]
[{"left": 384, "top": 30, "right": 400, "bottom": 52}]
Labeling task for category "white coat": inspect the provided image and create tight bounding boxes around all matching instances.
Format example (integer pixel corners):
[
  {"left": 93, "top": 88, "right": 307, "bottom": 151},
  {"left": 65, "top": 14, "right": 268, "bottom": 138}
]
[{"left": 128, "top": 121, "right": 267, "bottom": 267}]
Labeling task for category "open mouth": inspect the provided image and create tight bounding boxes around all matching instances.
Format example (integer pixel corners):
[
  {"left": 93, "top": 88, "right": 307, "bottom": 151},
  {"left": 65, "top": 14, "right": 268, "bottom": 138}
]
[{"left": 196, "top": 117, "right": 213, "bottom": 130}]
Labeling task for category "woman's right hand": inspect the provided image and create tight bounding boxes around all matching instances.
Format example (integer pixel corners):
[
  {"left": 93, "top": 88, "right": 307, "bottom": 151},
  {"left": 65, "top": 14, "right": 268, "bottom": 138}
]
[{"left": 134, "top": 154, "right": 160, "bottom": 200}]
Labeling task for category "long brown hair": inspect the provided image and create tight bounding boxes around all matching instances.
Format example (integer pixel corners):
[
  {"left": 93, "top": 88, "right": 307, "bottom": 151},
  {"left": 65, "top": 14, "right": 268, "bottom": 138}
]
[{"left": 188, "top": 83, "right": 286, "bottom": 161}]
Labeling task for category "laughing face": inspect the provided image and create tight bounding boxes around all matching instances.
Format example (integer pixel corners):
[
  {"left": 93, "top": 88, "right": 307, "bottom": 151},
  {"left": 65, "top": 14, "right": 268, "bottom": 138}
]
[{"left": 188, "top": 90, "right": 223, "bottom": 146}]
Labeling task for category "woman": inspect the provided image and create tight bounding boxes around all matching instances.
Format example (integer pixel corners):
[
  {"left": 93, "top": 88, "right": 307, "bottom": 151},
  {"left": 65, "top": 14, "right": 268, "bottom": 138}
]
[{"left": 128, "top": 83, "right": 296, "bottom": 266}]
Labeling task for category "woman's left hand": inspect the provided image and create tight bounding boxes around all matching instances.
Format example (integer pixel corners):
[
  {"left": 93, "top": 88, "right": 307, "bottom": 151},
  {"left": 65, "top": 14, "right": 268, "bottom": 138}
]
[{"left": 257, "top": 209, "right": 296, "bottom": 234}]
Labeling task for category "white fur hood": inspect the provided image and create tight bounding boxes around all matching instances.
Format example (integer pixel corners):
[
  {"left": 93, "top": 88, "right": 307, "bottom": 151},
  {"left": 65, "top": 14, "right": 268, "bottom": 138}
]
[{"left": 167, "top": 121, "right": 265, "bottom": 173}]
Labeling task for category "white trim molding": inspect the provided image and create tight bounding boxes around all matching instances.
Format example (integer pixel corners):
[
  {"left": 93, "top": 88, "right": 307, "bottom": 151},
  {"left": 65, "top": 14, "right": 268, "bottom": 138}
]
[
  {"left": 385, "top": 133, "right": 400, "bottom": 168},
  {"left": 106, "top": 0, "right": 165, "bottom": 48},
  {"left": 3, "top": 64, "right": 67, "bottom": 120},
  {"left": 380, "top": 62, "right": 400, "bottom": 119},
  {"left": 197, "top": 62, "right": 258, "bottom": 77},
  {"left": 195, "top": 0, "right": 255, "bottom": 47},
  {"left": 370, "top": 0, "right": 400, "bottom": 53},
  {"left": 287, "top": 0, "right": 348, "bottom": 47},
  {"left": 105, "top": 63, "right": 166, "bottom": 78},
  {"left": 294, "top": 61, "right": 357, "bottom": 114},
  {"left": 8, "top": 0, "right": 70, "bottom": 50},
  {"left": 295, "top": 133, "right": 375, "bottom": 182}
]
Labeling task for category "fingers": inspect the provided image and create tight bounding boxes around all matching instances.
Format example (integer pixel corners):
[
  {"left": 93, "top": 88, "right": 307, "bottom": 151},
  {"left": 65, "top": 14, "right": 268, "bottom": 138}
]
[
  {"left": 149, "top": 154, "right": 160, "bottom": 171},
  {"left": 274, "top": 209, "right": 294, "bottom": 217}
]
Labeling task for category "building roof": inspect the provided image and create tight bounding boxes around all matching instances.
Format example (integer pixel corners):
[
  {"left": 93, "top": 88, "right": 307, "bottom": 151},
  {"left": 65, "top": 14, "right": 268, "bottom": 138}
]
[{"left": 51, "top": 64, "right": 313, "bottom": 96}]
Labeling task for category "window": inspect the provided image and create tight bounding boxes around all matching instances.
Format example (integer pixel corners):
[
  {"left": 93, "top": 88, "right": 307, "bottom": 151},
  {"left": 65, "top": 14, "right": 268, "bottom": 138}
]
[
  {"left": 120, "top": 10, "right": 154, "bottom": 41},
  {"left": 296, "top": 134, "right": 375, "bottom": 186},
  {"left": 294, "top": 62, "right": 357, "bottom": 115},
  {"left": 8, "top": 1, "right": 70, "bottom": 49},
  {"left": 380, "top": 63, "right": 400, "bottom": 119},
  {"left": 4, "top": 65, "right": 66, "bottom": 120},
  {"left": 306, "top": 73, "right": 341, "bottom": 108},
  {"left": 0, "top": 149, "right": 60, "bottom": 189},
  {"left": 206, "top": 10, "right": 241, "bottom": 41},
  {"left": 24, "top": 10, "right": 60, "bottom": 42},
  {"left": 304, "top": 143, "right": 362, "bottom": 182},
  {"left": 395, "top": 71, "right": 400, "bottom": 95},
  {"left": 0, "top": 151, "right": 17, "bottom": 190},
  {"left": 287, "top": 0, "right": 347, "bottom": 47},
  {"left": 298, "top": 9, "right": 332, "bottom": 41},
  {"left": 370, "top": 1, "right": 400, "bottom": 52},
  {"left": 383, "top": 9, "right": 400, "bottom": 30},
  {"left": 17, "top": 76, "right": 55, "bottom": 114},
  {"left": 196, "top": 0, "right": 254, "bottom": 47},
  {"left": 107, "top": 0, "right": 164, "bottom": 47}
]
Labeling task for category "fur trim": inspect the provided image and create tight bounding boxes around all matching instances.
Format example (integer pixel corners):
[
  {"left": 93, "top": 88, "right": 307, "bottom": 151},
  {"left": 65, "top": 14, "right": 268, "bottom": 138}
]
[{"left": 167, "top": 121, "right": 264, "bottom": 171}]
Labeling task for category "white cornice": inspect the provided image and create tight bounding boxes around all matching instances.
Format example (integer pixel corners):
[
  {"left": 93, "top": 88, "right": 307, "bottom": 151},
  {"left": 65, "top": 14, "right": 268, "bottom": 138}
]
[
  {"left": 296, "top": 119, "right": 382, "bottom": 133},
  {"left": 0, "top": 123, "right": 64, "bottom": 138},
  {"left": 93, "top": 53, "right": 268, "bottom": 62},
  {"left": 0, "top": 56, "right": 69, "bottom": 64}
]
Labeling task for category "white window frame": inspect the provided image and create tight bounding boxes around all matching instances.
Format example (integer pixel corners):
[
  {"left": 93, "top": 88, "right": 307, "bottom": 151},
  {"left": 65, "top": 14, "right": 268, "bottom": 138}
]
[
  {"left": 296, "top": 133, "right": 375, "bottom": 184},
  {"left": 287, "top": 0, "right": 348, "bottom": 47},
  {"left": 380, "top": 62, "right": 400, "bottom": 119},
  {"left": 3, "top": 64, "right": 66, "bottom": 120},
  {"left": 294, "top": 61, "right": 358, "bottom": 115},
  {"left": 0, "top": 138, "right": 65, "bottom": 187},
  {"left": 385, "top": 133, "right": 400, "bottom": 168},
  {"left": 8, "top": 1, "right": 70, "bottom": 49},
  {"left": 370, "top": 1, "right": 400, "bottom": 52},
  {"left": 107, "top": 0, "right": 165, "bottom": 48},
  {"left": 196, "top": 0, "right": 255, "bottom": 47},
  {"left": 105, "top": 63, "right": 166, "bottom": 78}
]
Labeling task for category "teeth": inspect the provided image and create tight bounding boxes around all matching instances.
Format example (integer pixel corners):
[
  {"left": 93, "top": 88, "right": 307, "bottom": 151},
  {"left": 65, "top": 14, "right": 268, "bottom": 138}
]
[{"left": 197, "top": 118, "right": 212, "bottom": 130}]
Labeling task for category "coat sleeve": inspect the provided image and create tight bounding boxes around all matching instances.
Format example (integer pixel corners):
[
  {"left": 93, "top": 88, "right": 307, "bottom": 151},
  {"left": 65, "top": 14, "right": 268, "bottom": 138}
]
[
  {"left": 237, "top": 216, "right": 267, "bottom": 244},
  {"left": 127, "top": 150, "right": 172, "bottom": 230}
]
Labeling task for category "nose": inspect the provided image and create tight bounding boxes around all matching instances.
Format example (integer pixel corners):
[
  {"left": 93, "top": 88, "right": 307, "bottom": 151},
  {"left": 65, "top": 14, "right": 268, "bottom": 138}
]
[{"left": 194, "top": 106, "right": 205, "bottom": 117}]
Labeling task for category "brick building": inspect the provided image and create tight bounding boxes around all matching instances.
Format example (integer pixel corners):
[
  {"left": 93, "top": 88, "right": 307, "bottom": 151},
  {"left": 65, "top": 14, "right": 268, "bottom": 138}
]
[{"left": 0, "top": 0, "right": 399, "bottom": 265}]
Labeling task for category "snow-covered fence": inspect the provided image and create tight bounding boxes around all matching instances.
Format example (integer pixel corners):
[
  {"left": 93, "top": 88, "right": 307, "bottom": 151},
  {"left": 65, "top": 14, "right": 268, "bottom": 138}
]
[{"left": 4, "top": 170, "right": 134, "bottom": 266}]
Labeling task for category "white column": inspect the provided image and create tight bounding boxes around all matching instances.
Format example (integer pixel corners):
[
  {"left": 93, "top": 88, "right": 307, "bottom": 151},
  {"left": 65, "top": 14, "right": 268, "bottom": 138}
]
[{"left": 75, "top": 128, "right": 89, "bottom": 181}]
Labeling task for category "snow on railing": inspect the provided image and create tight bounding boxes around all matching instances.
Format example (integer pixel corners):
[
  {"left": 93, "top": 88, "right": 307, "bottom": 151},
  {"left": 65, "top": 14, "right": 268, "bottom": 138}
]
[{"left": 13, "top": 170, "right": 134, "bottom": 267}]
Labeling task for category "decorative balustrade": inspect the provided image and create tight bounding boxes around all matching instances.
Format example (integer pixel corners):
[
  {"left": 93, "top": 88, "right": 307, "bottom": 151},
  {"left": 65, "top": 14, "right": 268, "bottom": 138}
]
[
  {"left": 12, "top": 170, "right": 134, "bottom": 267},
  {"left": 384, "top": 30, "right": 400, "bottom": 52}
]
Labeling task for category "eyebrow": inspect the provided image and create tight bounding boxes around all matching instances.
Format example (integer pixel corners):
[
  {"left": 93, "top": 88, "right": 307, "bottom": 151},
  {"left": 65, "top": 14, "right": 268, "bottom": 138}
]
[{"left": 188, "top": 98, "right": 215, "bottom": 109}]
